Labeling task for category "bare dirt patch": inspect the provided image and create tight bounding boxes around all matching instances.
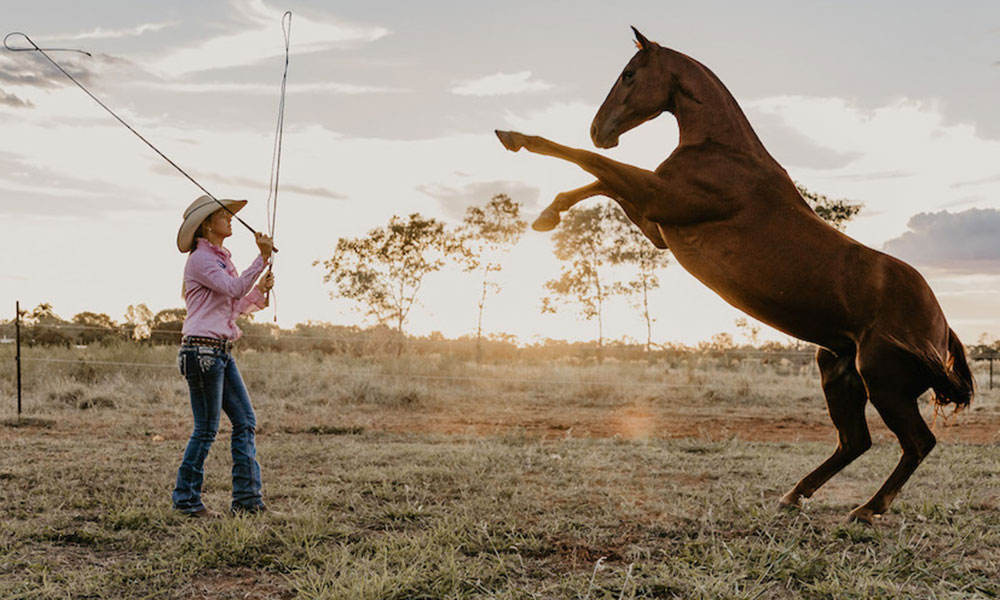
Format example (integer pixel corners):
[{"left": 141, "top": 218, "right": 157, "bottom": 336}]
[
  {"left": 182, "top": 569, "right": 293, "bottom": 600},
  {"left": 365, "top": 402, "right": 1000, "bottom": 445}
]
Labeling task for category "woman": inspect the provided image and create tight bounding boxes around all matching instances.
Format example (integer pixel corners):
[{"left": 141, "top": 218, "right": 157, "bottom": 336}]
[{"left": 173, "top": 195, "right": 275, "bottom": 518}]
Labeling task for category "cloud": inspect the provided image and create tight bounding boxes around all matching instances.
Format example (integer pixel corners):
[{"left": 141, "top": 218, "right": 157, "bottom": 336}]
[
  {"left": 149, "top": 164, "right": 347, "bottom": 200},
  {"left": 0, "top": 89, "right": 33, "bottom": 108},
  {"left": 748, "top": 95, "right": 1000, "bottom": 247},
  {"left": 747, "top": 107, "right": 861, "bottom": 170},
  {"left": 150, "top": 0, "right": 388, "bottom": 77},
  {"left": 951, "top": 173, "right": 1000, "bottom": 188},
  {"left": 0, "top": 185, "right": 149, "bottom": 217},
  {"left": 280, "top": 183, "right": 348, "bottom": 200},
  {"left": 48, "top": 21, "right": 178, "bottom": 41},
  {"left": 0, "top": 52, "right": 96, "bottom": 89},
  {"left": 0, "top": 51, "right": 136, "bottom": 90},
  {"left": 824, "top": 170, "right": 913, "bottom": 182},
  {"left": 417, "top": 180, "right": 540, "bottom": 220},
  {"left": 451, "top": 71, "right": 554, "bottom": 96},
  {"left": 883, "top": 208, "right": 1000, "bottom": 271},
  {"left": 0, "top": 151, "right": 156, "bottom": 216},
  {"left": 134, "top": 81, "right": 407, "bottom": 95}
]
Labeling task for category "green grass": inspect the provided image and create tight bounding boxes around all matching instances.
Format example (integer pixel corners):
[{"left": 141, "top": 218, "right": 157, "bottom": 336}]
[{"left": 2, "top": 345, "right": 999, "bottom": 598}]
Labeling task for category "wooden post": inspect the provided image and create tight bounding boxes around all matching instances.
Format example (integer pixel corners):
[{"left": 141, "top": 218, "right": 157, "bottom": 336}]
[{"left": 15, "top": 301, "right": 22, "bottom": 420}]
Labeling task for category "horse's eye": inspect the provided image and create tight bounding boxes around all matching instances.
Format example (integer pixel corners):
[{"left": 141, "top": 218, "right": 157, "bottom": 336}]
[{"left": 622, "top": 70, "right": 634, "bottom": 81}]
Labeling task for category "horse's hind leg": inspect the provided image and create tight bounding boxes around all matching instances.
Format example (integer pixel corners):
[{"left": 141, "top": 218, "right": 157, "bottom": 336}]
[
  {"left": 779, "top": 348, "right": 871, "bottom": 509},
  {"left": 847, "top": 343, "right": 936, "bottom": 524}
]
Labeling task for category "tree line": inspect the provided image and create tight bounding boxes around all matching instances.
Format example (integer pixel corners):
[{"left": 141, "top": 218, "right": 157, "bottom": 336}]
[
  {"left": 4, "top": 185, "right": 862, "bottom": 359},
  {"left": 314, "top": 185, "right": 861, "bottom": 360}
]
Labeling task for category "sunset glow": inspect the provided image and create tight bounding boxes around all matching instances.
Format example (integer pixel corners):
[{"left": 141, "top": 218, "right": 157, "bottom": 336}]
[{"left": 3, "top": 1, "right": 999, "bottom": 346}]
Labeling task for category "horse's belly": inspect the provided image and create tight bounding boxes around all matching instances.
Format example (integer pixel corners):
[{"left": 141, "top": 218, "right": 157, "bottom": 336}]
[{"left": 660, "top": 223, "right": 856, "bottom": 346}]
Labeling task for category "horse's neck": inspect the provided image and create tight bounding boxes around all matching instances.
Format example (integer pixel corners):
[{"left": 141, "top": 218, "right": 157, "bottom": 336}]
[{"left": 670, "top": 57, "right": 770, "bottom": 158}]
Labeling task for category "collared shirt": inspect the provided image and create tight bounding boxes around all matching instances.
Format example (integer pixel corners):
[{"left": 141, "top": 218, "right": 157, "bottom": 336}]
[{"left": 181, "top": 238, "right": 268, "bottom": 340}]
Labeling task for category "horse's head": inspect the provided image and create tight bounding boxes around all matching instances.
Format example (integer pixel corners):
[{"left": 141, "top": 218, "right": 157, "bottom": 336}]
[{"left": 591, "top": 27, "right": 673, "bottom": 149}]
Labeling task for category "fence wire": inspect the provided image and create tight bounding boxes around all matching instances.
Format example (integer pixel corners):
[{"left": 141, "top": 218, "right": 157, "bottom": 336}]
[
  {"left": 3, "top": 322, "right": 822, "bottom": 355},
  {"left": 16, "top": 355, "right": 820, "bottom": 390}
]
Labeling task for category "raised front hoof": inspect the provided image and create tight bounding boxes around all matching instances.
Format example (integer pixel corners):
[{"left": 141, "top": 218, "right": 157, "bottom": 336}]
[
  {"left": 846, "top": 507, "right": 879, "bottom": 526},
  {"left": 495, "top": 129, "right": 525, "bottom": 152},
  {"left": 532, "top": 209, "right": 560, "bottom": 232},
  {"left": 777, "top": 491, "right": 803, "bottom": 511}
]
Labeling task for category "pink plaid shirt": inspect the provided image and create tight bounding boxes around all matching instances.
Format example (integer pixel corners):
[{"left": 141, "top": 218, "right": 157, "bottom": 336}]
[{"left": 181, "top": 238, "right": 268, "bottom": 340}]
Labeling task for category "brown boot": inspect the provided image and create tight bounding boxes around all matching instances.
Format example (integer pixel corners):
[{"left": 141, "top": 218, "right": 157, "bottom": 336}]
[
  {"left": 186, "top": 507, "right": 221, "bottom": 519},
  {"left": 231, "top": 503, "right": 279, "bottom": 517}
]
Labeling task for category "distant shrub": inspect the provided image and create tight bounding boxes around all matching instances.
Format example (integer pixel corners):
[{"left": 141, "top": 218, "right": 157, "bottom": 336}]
[
  {"left": 47, "top": 387, "right": 115, "bottom": 409},
  {"left": 49, "top": 387, "right": 86, "bottom": 407},
  {"left": 341, "top": 380, "right": 425, "bottom": 407}
]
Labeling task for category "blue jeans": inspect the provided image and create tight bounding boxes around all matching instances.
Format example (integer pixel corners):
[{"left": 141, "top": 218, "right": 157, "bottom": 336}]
[{"left": 172, "top": 345, "right": 263, "bottom": 513}]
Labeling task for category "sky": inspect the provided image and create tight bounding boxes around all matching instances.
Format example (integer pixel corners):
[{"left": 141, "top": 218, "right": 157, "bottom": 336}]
[{"left": 1, "top": 0, "right": 999, "bottom": 346}]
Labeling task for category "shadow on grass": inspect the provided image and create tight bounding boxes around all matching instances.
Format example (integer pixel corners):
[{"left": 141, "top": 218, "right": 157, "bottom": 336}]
[{"left": 2, "top": 416, "right": 55, "bottom": 428}]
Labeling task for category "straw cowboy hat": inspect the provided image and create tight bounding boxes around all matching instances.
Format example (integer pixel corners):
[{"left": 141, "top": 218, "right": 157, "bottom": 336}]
[{"left": 176, "top": 195, "right": 247, "bottom": 252}]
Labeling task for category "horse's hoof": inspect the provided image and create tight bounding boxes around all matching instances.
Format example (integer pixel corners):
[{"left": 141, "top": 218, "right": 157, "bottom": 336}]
[
  {"left": 495, "top": 129, "right": 524, "bottom": 152},
  {"left": 532, "top": 210, "right": 560, "bottom": 231},
  {"left": 777, "top": 492, "right": 802, "bottom": 511},
  {"left": 846, "top": 507, "right": 877, "bottom": 526}
]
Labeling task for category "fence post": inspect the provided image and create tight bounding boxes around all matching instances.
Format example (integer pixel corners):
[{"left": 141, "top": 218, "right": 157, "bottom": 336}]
[
  {"left": 15, "top": 301, "right": 22, "bottom": 421},
  {"left": 990, "top": 356, "right": 994, "bottom": 391}
]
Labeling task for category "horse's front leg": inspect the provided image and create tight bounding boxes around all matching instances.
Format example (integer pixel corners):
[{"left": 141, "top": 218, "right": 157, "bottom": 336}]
[
  {"left": 496, "top": 130, "right": 726, "bottom": 226},
  {"left": 497, "top": 130, "right": 654, "bottom": 195},
  {"left": 534, "top": 181, "right": 607, "bottom": 231},
  {"left": 536, "top": 180, "right": 667, "bottom": 249}
]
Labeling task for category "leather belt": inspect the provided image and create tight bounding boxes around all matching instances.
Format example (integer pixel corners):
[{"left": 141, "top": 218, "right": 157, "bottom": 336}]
[{"left": 181, "top": 336, "right": 233, "bottom": 352}]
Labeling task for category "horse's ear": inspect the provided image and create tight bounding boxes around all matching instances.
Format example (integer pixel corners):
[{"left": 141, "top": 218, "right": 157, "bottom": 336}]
[{"left": 631, "top": 26, "right": 657, "bottom": 50}]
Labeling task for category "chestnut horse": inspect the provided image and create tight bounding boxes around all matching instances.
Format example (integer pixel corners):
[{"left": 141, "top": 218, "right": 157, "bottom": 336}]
[{"left": 495, "top": 28, "right": 973, "bottom": 524}]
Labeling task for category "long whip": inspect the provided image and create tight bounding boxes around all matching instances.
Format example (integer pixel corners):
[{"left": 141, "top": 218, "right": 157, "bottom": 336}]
[
  {"left": 263, "top": 11, "right": 292, "bottom": 319},
  {"left": 3, "top": 31, "right": 268, "bottom": 241}
]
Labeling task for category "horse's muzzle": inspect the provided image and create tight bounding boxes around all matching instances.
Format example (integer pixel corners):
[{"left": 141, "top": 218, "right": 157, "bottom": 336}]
[{"left": 590, "top": 124, "right": 618, "bottom": 149}]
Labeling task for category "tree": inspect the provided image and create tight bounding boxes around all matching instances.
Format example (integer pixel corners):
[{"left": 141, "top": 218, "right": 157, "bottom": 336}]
[
  {"left": 796, "top": 183, "right": 863, "bottom": 231},
  {"left": 734, "top": 316, "right": 761, "bottom": 346},
  {"left": 124, "top": 303, "right": 154, "bottom": 341},
  {"left": 25, "top": 303, "right": 72, "bottom": 347},
  {"left": 542, "top": 203, "right": 622, "bottom": 361},
  {"left": 72, "top": 311, "right": 118, "bottom": 345},
  {"left": 607, "top": 206, "right": 670, "bottom": 354},
  {"left": 315, "top": 213, "right": 459, "bottom": 351},
  {"left": 25, "top": 303, "right": 60, "bottom": 326},
  {"left": 699, "top": 332, "right": 735, "bottom": 353},
  {"left": 151, "top": 308, "right": 186, "bottom": 345},
  {"left": 455, "top": 194, "right": 528, "bottom": 361}
]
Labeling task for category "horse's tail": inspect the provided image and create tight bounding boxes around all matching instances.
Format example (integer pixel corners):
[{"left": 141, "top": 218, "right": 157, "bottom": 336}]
[{"left": 928, "top": 328, "right": 974, "bottom": 411}]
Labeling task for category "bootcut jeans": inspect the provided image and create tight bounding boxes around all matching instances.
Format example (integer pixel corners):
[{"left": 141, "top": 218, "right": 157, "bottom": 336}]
[{"left": 172, "top": 344, "right": 263, "bottom": 513}]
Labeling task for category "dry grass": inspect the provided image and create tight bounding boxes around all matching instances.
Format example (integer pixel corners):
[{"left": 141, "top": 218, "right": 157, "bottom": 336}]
[{"left": 2, "top": 344, "right": 999, "bottom": 598}]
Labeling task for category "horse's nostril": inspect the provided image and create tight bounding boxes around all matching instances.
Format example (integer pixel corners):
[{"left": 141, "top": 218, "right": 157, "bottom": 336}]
[{"left": 590, "top": 123, "right": 598, "bottom": 140}]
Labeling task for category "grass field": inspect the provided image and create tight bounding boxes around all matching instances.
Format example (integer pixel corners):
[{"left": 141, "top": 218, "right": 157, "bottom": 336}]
[{"left": 2, "top": 345, "right": 999, "bottom": 599}]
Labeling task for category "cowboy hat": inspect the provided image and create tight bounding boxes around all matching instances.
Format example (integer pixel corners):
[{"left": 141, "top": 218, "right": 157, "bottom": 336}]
[{"left": 176, "top": 195, "right": 247, "bottom": 252}]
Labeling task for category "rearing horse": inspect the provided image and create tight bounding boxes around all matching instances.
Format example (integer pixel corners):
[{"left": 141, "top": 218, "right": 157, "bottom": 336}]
[{"left": 496, "top": 28, "right": 974, "bottom": 524}]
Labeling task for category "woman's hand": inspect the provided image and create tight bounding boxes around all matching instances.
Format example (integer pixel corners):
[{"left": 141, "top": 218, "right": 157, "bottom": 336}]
[
  {"left": 256, "top": 271, "right": 274, "bottom": 294},
  {"left": 255, "top": 232, "right": 274, "bottom": 261}
]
